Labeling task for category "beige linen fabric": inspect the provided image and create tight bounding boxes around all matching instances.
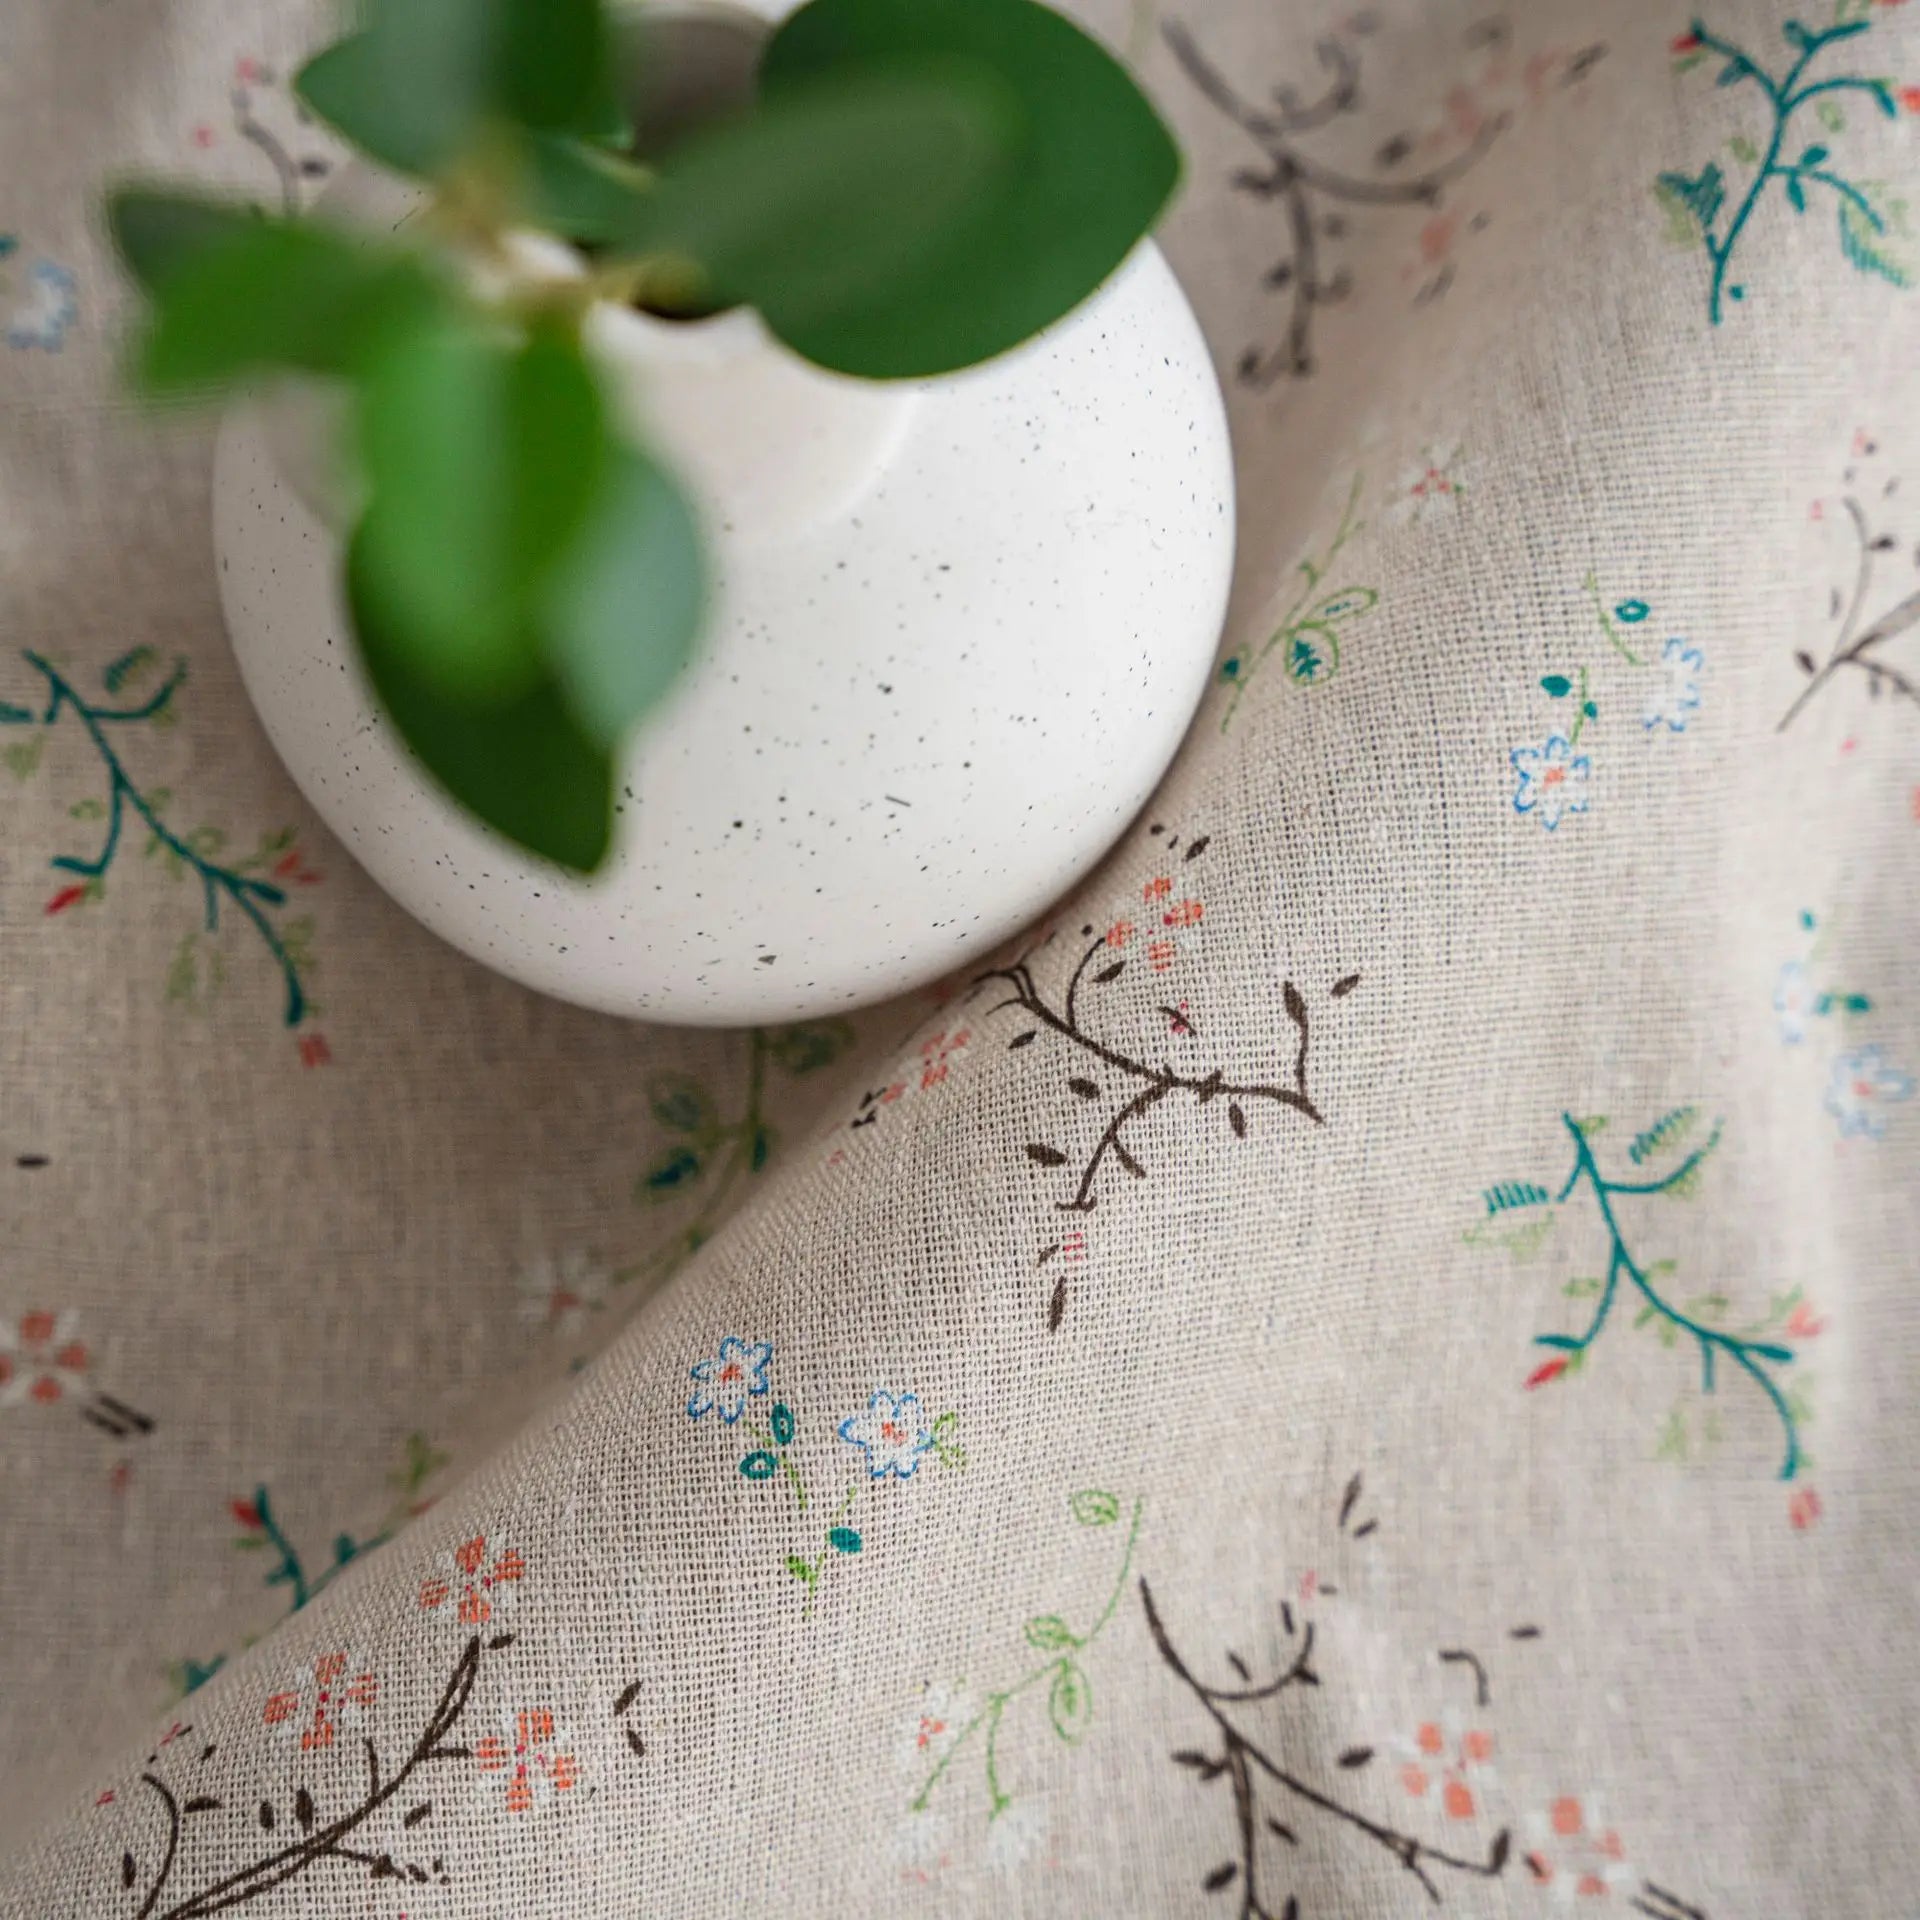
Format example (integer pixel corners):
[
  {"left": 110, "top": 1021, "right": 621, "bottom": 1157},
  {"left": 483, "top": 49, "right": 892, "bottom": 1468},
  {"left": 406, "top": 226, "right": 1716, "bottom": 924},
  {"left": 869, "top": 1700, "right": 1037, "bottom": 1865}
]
[{"left": 2, "top": 0, "right": 1917, "bottom": 1913}]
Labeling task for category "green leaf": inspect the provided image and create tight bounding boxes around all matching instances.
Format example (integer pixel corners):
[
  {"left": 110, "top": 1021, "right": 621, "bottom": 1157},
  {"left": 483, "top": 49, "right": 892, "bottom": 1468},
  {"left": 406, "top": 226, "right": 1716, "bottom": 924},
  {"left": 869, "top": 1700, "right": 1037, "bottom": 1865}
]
[
  {"left": 747, "top": 1122, "right": 776, "bottom": 1172},
  {"left": 354, "top": 319, "right": 608, "bottom": 700},
  {"left": 133, "top": 216, "right": 445, "bottom": 394},
  {"left": 1838, "top": 192, "right": 1913, "bottom": 288},
  {"left": 1047, "top": 1657, "right": 1093, "bottom": 1743},
  {"left": 827, "top": 1525, "right": 863, "bottom": 1554},
  {"left": 540, "top": 444, "right": 704, "bottom": 748},
  {"left": 639, "top": 1142, "right": 703, "bottom": 1201},
  {"left": 1069, "top": 1489, "right": 1120, "bottom": 1527},
  {"left": 612, "top": 63, "right": 1021, "bottom": 340},
  {"left": 647, "top": 1071, "right": 715, "bottom": 1135},
  {"left": 349, "top": 531, "right": 615, "bottom": 871},
  {"left": 106, "top": 190, "right": 257, "bottom": 296},
  {"left": 295, "top": 1, "right": 497, "bottom": 181},
  {"left": 1727, "top": 133, "right": 1758, "bottom": 164},
  {"left": 499, "top": 0, "right": 624, "bottom": 139},
  {"left": 759, "top": 0, "right": 1179, "bottom": 375},
  {"left": 522, "top": 133, "right": 654, "bottom": 241},
  {"left": 1540, "top": 674, "right": 1572, "bottom": 697},
  {"left": 765, "top": 1020, "right": 857, "bottom": 1075},
  {"left": 785, "top": 1553, "right": 817, "bottom": 1584},
  {"left": 1024, "top": 1614, "right": 1078, "bottom": 1651},
  {"left": 771, "top": 1402, "right": 795, "bottom": 1446},
  {"left": 1655, "top": 163, "right": 1724, "bottom": 236},
  {"left": 1787, "top": 174, "right": 1807, "bottom": 214},
  {"left": 1817, "top": 97, "right": 1846, "bottom": 132},
  {"left": 739, "top": 1449, "right": 778, "bottom": 1480},
  {"left": 1799, "top": 143, "right": 1830, "bottom": 169}
]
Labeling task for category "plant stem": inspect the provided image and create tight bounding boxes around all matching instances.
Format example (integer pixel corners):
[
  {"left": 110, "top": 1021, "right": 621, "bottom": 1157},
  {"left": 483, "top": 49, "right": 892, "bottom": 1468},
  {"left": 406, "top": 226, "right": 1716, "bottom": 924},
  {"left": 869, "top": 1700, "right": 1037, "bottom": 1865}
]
[
  {"left": 911, "top": 1496, "right": 1143, "bottom": 1817},
  {"left": 1550, "top": 1114, "right": 1800, "bottom": 1479},
  {"left": 1584, "top": 572, "right": 1643, "bottom": 667}
]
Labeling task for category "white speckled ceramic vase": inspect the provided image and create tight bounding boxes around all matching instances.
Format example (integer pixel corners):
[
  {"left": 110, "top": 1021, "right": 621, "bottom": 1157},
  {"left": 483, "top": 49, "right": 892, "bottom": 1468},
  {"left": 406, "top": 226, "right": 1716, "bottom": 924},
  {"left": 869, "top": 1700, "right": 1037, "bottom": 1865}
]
[{"left": 211, "top": 4, "right": 1235, "bottom": 1025}]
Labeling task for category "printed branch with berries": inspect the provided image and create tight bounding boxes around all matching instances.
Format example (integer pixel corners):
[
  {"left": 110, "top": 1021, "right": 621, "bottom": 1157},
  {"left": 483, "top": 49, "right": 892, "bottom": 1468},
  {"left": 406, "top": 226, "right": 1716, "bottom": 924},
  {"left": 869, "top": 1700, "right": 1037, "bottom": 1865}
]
[
  {"left": 1780, "top": 490, "right": 1920, "bottom": 730},
  {"left": 1143, "top": 1581, "right": 1513, "bottom": 1916},
  {"left": 1162, "top": 22, "right": 1507, "bottom": 383},
  {"left": 116, "top": 1631, "right": 511, "bottom": 1920},
  {"left": 976, "top": 858, "right": 1357, "bottom": 1215}
]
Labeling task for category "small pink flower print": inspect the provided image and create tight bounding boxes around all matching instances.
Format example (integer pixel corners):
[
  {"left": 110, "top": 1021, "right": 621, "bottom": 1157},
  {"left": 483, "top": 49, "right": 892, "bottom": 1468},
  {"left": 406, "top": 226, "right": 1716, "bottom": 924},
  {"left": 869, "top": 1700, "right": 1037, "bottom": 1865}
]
[
  {"left": 192, "top": 124, "right": 215, "bottom": 149},
  {"left": 261, "top": 1652, "right": 378, "bottom": 1753},
  {"left": 1790, "top": 1486, "right": 1823, "bottom": 1531},
  {"left": 474, "top": 1706, "right": 579, "bottom": 1812},
  {"left": 44, "top": 885, "right": 86, "bottom": 915},
  {"left": 273, "top": 846, "right": 323, "bottom": 886},
  {"left": 1524, "top": 1794, "right": 1634, "bottom": 1902},
  {"left": 919, "top": 1026, "right": 970, "bottom": 1090},
  {"left": 1162, "top": 899, "right": 1204, "bottom": 929},
  {"left": 0, "top": 1308, "right": 90, "bottom": 1407},
  {"left": 235, "top": 56, "right": 263, "bottom": 83},
  {"left": 298, "top": 1033, "right": 332, "bottom": 1068},
  {"left": 515, "top": 1252, "right": 609, "bottom": 1337},
  {"left": 1671, "top": 31, "right": 1702, "bottom": 54},
  {"left": 1396, "top": 1716, "right": 1495, "bottom": 1821},
  {"left": 899, "top": 1682, "right": 971, "bottom": 1770},
  {"left": 418, "top": 1534, "right": 526, "bottom": 1626},
  {"left": 1784, "top": 1300, "right": 1827, "bottom": 1340}
]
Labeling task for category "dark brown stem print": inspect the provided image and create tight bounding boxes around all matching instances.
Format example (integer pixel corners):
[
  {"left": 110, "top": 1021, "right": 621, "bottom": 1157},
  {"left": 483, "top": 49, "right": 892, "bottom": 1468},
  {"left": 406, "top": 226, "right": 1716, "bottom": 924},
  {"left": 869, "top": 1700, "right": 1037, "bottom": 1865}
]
[
  {"left": 1163, "top": 21, "right": 1508, "bottom": 385},
  {"left": 1781, "top": 488, "right": 1920, "bottom": 731},
  {"left": 120, "top": 1632, "right": 508, "bottom": 1918}
]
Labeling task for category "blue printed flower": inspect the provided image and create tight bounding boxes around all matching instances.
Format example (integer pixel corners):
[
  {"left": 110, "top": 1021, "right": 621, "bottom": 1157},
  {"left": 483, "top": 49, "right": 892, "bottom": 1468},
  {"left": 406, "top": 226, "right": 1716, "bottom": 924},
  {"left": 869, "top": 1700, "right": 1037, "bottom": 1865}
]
[
  {"left": 1642, "top": 637, "right": 1704, "bottom": 733},
  {"left": 1511, "top": 732, "right": 1591, "bottom": 830},
  {"left": 1824, "top": 1046, "right": 1914, "bottom": 1140},
  {"left": 837, "top": 1389, "right": 933, "bottom": 1480},
  {"left": 7, "top": 260, "right": 78, "bottom": 351},
  {"left": 686, "top": 1335, "right": 772, "bottom": 1423}
]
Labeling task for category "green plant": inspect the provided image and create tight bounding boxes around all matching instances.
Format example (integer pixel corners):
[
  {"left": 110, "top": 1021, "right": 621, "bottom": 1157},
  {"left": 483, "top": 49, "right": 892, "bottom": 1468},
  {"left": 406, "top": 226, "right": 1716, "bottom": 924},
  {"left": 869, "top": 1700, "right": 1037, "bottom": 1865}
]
[{"left": 106, "top": 0, "right": 1178, "bottom": 870}]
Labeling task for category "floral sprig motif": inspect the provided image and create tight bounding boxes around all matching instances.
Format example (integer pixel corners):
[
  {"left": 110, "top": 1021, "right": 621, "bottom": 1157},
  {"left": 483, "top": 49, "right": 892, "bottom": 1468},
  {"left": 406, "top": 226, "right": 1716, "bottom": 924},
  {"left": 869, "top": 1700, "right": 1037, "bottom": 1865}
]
[
  {"left": 687, "top": 1340, "right": 963, "bottom": 1612},
  {"left": 1774, "top": 908, "right": 1913, "bottom": 1138},
  {"left": 1164, "top": 19, "right": 1603, "bottom": 384},
  {"left": 1781, "top": 435, "right": 1920, "bottom": 730},
  {"left": 1656, "top": 14, "right": 1915, "bottom": 323},
  {"left": 1217, "top": 475, "right": 1376, "bottom": 726},
  {"left": 1, "top": 649, "right": 324, "bottom": 1038},
  {"left": 1148, "top": 1473, "right": 1715, "bottom": 1920},
  {"left": 1512, "top": 579, "right": 1703, "bottom": 831},
  {"left": 1474, "top": 1112, "right": 1817, "bottom": 1496},
  {"left": 909, "top": 1491, "right": 1140, "bottom": 1828}
]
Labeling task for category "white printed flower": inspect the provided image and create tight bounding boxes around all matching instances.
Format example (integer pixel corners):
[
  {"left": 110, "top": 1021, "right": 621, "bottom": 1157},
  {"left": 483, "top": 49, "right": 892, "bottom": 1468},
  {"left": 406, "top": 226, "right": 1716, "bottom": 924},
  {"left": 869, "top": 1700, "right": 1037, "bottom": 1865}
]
[
  {"left": 686, "top": 1335, "right": 772, "bottom": 1422},
  {"left": 1511, "top": 732, "right": 1591, "bottom": 831},
  {"left": 898, "top": 1681, "right": 973, "bottom": 1771},
  {"left": 838, "top": 1389, "right": 934, "bottom": 1479},
  {"left": 1641, "top": 636, "right": 1704, "bottom": 733},
  {"left": 417, "top": 1533, "right": 527, "bottom": 1626},
  {"left": 475, "top": 1704, "right": 580, "bottom": 1812},
  {"left": 516, "top": 1251, "right": 610, "bottom": 1336},
  {"left": 985, "top": 1794, "right": 1052, "bottom": 1873},
  {"left": 1773, "top": 960, "right": 1814, "bottom": 1044},
  {"left": 1825, "top": 1045, "right": 1914, "bottom": 1139},
  {"left": 1389, "top": 447, "right": 1469, "bottom": 521}
]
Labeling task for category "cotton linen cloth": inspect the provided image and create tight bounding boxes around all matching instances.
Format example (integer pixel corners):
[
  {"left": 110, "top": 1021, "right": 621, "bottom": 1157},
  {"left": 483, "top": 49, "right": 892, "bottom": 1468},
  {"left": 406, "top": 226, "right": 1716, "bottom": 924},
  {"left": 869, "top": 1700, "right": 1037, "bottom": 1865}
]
[{"left": 1, "top": 0, "right": 1916, "bottom": 1914}]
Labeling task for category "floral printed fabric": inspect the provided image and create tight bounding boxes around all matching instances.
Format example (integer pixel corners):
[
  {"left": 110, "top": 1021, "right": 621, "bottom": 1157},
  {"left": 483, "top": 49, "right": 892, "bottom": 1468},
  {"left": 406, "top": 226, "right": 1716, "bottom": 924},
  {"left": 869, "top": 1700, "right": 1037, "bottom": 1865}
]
[{"left": 2, "top": 0, "right": 1918, "bottom": 1916}]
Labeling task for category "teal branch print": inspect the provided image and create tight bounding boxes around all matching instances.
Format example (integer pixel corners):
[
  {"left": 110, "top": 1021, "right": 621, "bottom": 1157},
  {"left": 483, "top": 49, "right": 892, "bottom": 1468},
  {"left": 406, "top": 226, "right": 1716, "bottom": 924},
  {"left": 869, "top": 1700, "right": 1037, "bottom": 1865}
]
[
  {"left": 1, "top": 650, "right": 319, "bottom": 1027},
  {"left": 1657, "top": 14, "right": 1915, "bottom": 323},
  {"left": 910, "top": 1491, "right": 1140, "bottom": 1823},
  {"left": 1216, "top": 476, "right": 1375, "bottom": 727},
  {"left": 1486, "top": 1113, "right": 1808, "bottom": 1482}
]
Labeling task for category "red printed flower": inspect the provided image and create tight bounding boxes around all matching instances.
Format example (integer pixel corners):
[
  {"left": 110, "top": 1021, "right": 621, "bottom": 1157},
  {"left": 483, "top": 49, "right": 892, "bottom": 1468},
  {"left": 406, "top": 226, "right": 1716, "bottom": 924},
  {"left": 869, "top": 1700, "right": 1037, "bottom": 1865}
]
[
  {"left": 420, "top": 1534, "right": 527, "bottom": 1626},
  {"left": 298, "top": 1033, "right": 332, "bottom": 1068},
  {"left": 475, "top": 1706, "right": 579, "bottom": 1812},
  {"left": 1789, "top": 1486, "right": 1823, "bottom": 1531},
  {"left": 918, "top": 1026, "right": 971, "bottom": 1090},
  {"left": 1524, "top": 1355, "right": 1569, "bottom": 1389},
  {"left": 1783, "top": 1300, "right": 1827, "bottom": 1340},
  {"left": 44, "top": 884, "right": 87, "bottom": 916},
  {"left": 231, "top": 1497, "right": 265, "bottom": 1530},
  {"left": 1104, "top": 919, "right": 1134, "bottom": 948},
  {"left": 1147, "top": 937, "right": 1178, "bottom": 973},
  {"left": 1899, "top": 84, "right": 1920, "bottom": 114},
  {"left": 273, "top": 847, "right": 324, "bottom": 886},
  {"left": 0, "top": 1308, "right": 90, "bottom": 1407},
  {"left": 1671, "top": 31, "right": 1702, "bottom": 53}
]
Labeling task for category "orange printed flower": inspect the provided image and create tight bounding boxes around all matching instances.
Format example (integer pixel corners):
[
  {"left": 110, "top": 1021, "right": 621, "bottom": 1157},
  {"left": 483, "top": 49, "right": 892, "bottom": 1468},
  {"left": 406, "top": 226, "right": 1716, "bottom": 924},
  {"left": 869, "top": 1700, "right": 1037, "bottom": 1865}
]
[
  {"left": 1901, "top": 85, "right": 1920, "bottom": 115},
  {"left": 298, "top": 1033, "right": 332, "bottom": 1068},
  {"left": 1104, "top": 919, "right": 1134, "bottom": 948},
  {"left": 1396, "top": 1715, "right": 1495, "bottom": 1821},
  {"left": 1142, "top": 875, "right": 1172, "bottom": 902},
  {"left": 1524, "top": 1794, "right": 1633, "bottom": 1899},
  {"left": 0, "top": 1308, "right": 90, "bottom": 1408},
  {"left": 419, "top": 1534, "right": 526, "bottom": 1626},
  {"left": 475, "top": 1706, "right": 579, "bottom": 1812},
  {"left": 919, "top": 1026, "right": 971, "bottom": 1090},
  {"left": 1147, "top": 938, "right": 1178, "bottom": 974},
  {"left": 1162, "top": 899, "right": 1204, "bottom": 929},
  {"left": 262, "top": 1652, "right": 378, "bottom": 1751}
]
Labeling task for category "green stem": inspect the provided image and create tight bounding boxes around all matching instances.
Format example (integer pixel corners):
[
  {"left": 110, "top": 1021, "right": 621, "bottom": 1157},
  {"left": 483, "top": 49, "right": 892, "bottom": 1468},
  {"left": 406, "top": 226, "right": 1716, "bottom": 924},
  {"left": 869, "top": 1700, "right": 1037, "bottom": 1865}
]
[
  {"left": 1566, "top": 663, "right": 1592, "bottom": 747},
  {"left": 22, "top": 654, "right": 308, "bottom": 1026},
  {"left": 1583, "top": 573, "right": 1643, "bottom": 667},
  {"left": 1222, "top": 474, "right": 1364, "bottom": 732},
  {"left": 1550, "top": 1115, "right": 1800, "bottom": 1479},
  {"left": 911, "top": 1495, "right": 1144, "bottom": 1817},
  {"left": 251, "top": 1487, "right": 309, "bottom": 1611}
]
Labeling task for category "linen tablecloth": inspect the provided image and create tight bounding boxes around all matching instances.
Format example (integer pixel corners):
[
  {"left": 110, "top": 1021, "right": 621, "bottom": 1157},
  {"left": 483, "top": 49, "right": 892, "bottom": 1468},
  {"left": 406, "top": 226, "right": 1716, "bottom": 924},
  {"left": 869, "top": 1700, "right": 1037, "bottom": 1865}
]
[{"left": 2, "top": 0, "right": 1916, "bottom": 1912}]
